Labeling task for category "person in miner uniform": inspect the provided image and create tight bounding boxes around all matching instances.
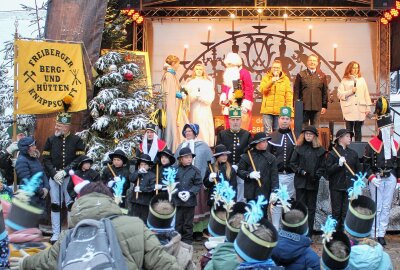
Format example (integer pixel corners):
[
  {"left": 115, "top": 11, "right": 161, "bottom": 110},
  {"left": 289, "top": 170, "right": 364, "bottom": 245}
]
[
  {"left": 216, "top": 106, "right": 252, "bottom": 202},
  {"left": 42, "top": 112, "right": 85, "bottom": 244},
  {"left": 363, "top": 96, "right": 400, "bottom": 246},
  {"left": 137, "top": 122, "right": 167, "bottom": 162},
  {"left": 268, "top": 106, "right": 297, "bottom": 230}
]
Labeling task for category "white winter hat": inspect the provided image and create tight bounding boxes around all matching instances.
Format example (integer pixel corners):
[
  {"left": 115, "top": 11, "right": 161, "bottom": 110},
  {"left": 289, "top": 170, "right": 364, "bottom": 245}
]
[{"left": 224, "top": 52, "right": 242, "bottom": 66}]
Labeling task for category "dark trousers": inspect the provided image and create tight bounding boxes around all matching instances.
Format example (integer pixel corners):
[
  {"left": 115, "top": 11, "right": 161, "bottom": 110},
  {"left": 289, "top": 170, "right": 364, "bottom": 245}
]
[
  {"left": 345, "top": 121, "right": 363, "bottom": 142},
  {"left": 176, "top": 206, "right": 195, "bottom": 245},
  {"left": 296, "top": 188, "right": 318, "bottom": 236},
  {"left": 131, "top": 203, "right": 149, "bottom": 224},
  {"left": 330, "top": 189, "right": 349, "bottom": 231},
  {"left": 303, "top": 110, "right": 321, "bottom": 128}
]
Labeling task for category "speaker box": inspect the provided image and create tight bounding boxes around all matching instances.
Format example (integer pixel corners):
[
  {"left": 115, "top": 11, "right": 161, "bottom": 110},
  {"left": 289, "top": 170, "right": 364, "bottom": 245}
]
[{"left": 348, "top": 141, "right": 368, "bottom": 159}]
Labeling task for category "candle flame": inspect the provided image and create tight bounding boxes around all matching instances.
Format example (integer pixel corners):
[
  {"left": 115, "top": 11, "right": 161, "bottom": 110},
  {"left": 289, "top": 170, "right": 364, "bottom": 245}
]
[
  {"left": 283, "top": 13, "right": 288, "bottom": 18},
  {"left": 230, "top": 14, "right": 235, "bottom": 19},
  {"left": 257, "top": 8, "right": 263, "bottom": 14},
  {"left": 208, "top": 26, "right": 212, "bottom": 30},
  {"left": 308, "top": 25, "right": 313, "bottom": 29},
  {"left": 184, "top": 44, "right": 189, "bottom": 49},
  {"left": 333, "top": 43, "right": 338, "bottom": 48}
]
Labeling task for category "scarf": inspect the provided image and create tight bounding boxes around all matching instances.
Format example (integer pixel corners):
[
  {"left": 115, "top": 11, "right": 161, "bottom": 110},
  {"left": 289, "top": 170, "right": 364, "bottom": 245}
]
[
  {"left": 381, "top": 126, "right": 396, "bottom": 160},
  {"left": 142, "top": 133, "right": 159, "bottom": 161}
]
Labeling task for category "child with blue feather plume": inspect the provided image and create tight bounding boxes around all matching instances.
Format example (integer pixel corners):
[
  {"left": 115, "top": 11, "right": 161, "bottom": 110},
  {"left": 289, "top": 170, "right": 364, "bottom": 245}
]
[
  {"left": 129, "top": 154, "right": 158, "bottom": 223},
  {"left": 347, "top": 172, "right": 367, "bottom": 201},
  {"left": 14, "top": 172, "right": 44, "bottom": 205},
  {"left": 321, "top": 215, "right": 338, "bottom": 244},
  {"left": 243, "top": 195, "right": 269, "bottom": 232},
  {"left": 161, "top": 166, "right": 179, "bottom": 202},
  {"left": 204, "top": 145, "right": 237, "bottom": 208},
  {"left": 270, "top": 184, "right": 292, "bottom": 214}
]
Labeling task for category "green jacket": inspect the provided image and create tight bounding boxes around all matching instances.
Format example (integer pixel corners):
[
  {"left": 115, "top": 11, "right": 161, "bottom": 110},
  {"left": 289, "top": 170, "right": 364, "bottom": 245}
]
[
  {"left": 204, "top": 242, "right": 239, "bottom": 270},
  {"left": 21, "top": 193, "right": 181, "bottom": 270}
]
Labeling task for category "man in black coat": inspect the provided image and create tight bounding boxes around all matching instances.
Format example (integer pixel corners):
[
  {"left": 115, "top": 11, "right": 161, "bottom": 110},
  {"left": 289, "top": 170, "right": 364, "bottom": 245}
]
[
  {"left": 216, "top": 106, "right": 251, "bottom": 202},
  {"left": 326, "top": 129, "right": 361, "bottom": 232},
  {"left": 42, "top": 113, "right": 85, "bottom": 243},
  {"left": 294, "top": 54, "right": 328, "bottom": 128},
  {"left": 238, "top": 132, "right": 279, "bottom": 213}
]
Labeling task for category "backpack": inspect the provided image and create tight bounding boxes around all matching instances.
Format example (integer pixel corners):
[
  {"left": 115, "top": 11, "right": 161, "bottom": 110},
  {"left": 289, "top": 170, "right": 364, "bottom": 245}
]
[{"left": 58, "top": 216, "right": 128, "bottom": 270}]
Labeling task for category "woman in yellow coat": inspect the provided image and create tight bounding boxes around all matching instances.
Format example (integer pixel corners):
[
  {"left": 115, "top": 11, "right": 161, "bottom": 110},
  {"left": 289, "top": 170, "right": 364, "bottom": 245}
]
[{"left": 259, "top": 60, "right": 293, "bottom": 134}]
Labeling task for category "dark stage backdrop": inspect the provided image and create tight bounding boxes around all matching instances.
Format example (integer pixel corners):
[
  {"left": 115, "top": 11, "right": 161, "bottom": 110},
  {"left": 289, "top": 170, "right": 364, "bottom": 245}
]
[{"left": 391, "top": 20, "right": 400, "bottom": 72}]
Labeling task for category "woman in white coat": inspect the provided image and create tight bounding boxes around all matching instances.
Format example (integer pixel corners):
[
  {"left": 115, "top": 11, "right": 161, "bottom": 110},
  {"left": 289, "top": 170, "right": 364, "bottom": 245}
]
[
  {"left": 185, "top": 63, "right": 215, "bottom": 146},
  {"left": 337, "top": 61, "right": 372, "bottom": 141}
]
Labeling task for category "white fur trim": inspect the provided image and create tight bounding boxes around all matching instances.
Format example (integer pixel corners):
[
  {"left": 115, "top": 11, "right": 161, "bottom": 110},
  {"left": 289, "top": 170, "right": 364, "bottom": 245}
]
[
  {"left": 242, "top": 99, "right": 253, "bottom": 111},
  {"left": 74, "top": 180, "right": 90, "bottom": 194},
  {"left": 224, "top": 52, "right": 242, "bottom": 66}
]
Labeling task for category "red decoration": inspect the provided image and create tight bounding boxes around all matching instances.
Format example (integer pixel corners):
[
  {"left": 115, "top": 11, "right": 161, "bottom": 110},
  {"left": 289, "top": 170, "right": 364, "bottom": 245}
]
[
  {"left": 123, "top": 70, "right": 134, "bottom": 81},
  {"left": 117, "top": 111, "right": 123, "bottom": 117},
  {"left": 99, "top": 104, "right": 105, "bottom": 110}
]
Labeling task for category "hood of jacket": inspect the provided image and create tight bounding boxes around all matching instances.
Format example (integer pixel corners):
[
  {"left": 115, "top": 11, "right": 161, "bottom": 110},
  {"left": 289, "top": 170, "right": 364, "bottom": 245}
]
[
  {"left": 349, "top": 243, "right": 392, "bottom": 270},
  {"left": 70, "top": 192, "right": 122, "bottom": 227},
  {"left": 272, "top": 230, "right": 311, "bottom": 264},
  {"left": 205, "top": 242, "right": 239, "bottom": 270}
]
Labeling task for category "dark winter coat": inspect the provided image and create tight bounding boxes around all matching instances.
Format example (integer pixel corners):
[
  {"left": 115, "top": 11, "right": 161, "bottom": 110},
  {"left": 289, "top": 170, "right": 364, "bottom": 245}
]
[
  {"left": 238, "top": 149, "right": 279, "bottom": 201},
  {"left": 294, "top": 69, "right": 328, "bottom": 111},
  {"left": 326, "top": 145, "right": 361, "bottom": 191},
  {"left": 42, "top": 133, "right": 85, "bottom": 178},
  {"left": 0, "top": 150, "right": 14, "bottom": 186},
  {"left": 271, "top": 230, "right": 320, "bottom": 270},
  {"left": 21, "top": 193, "right": 180, "bottom": 270},
  {"left": 203, "top": 162, "right": 237, "bottom": 207},
  {"left": 67, "top": 168, "right": 100, "bottom": 200},
  {"left": 15, "top": 145, "right": 49, "bottom": 207},
  {"left": 173, "top": 164, "right": 202, "bottom": 207},
  {"left": 216, "top": 129, "right": 252, "bottom": 165},
  {"left": 290, "top": 142, "right": 326, "bottom": 190},
  {"left": 130, "top": 170, "right": 156, "bottom": 206}
]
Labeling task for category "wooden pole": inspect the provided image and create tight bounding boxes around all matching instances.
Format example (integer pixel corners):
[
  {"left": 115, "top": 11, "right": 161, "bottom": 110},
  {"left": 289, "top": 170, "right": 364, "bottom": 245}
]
[
  {"left": 207, "top": 161, "right": 218, "bottom": 185},
  {"left": 136, "top": 177, "right": 140, "bottom": 199},
  {"left": 107, "top": 163, "right": 117, "bottom": 178},
  {"left": 13, "top": 21, "right": 19, "bottom": 192},
  {"left": 155, "top": 163, "right": 159, "bottom": 195},
  {"left": 247, "top": 150, "right": 262, "bottom": 187},
  {"left": 332, "top": 147, "right": 355, "bottom": 176}
]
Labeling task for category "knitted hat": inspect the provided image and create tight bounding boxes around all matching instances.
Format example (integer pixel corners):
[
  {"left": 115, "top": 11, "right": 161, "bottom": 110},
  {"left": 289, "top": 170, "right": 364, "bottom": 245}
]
[
  {"left": 182, "top": 123, "right": 200, "bottom": 137},
  {"left": 228, "top": 106, "right": 242, "bottom": 119},
  {"left": 178, "top": 147, "right": 196, "bottom": 158},
  {"left": 157, "top": 149, "right": 176, "bottom": 165},
  {"left": 213, "top": 144, "right": 231, "bottom": 158},
  {"left": 225, "top": 202, "right": 246, "bottom": 242},
  {"left": 109, "top": 149, "right": 128, "bottom": 164},
  {"left": 344, "top": 195, "right": 376, "bottom": 238},
  {"left": 56, "top": 112, "right": 72, "bottom": 125},
  {"left": 301, "top": 125, "right": 319, "bottom": 136},
  {"left": 279, "top": 106, "right": 292, "bottom": 118},
  {"left": 322, "top": 231, "right": 351, "bottom": 270},
  {"left": 281, "top": 201, "right": 309, "bottom": 235},
  {"left": 147, "top": 193, "right": 176, "bottom": 230},
  {"left": 208, "top": 205, "right": 227, "bottom": 237},
  {"left": 6, "top": 172, "right": 44, "bottom": 231},
  {"left": 69, "top": 170, "right": 90, "bottom": 194}
]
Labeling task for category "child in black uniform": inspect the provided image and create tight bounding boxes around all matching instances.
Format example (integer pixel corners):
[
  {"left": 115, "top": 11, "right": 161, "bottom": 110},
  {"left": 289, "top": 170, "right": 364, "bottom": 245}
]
[{"left": 174, "top": 147, "right": 202, "bottom": 245}]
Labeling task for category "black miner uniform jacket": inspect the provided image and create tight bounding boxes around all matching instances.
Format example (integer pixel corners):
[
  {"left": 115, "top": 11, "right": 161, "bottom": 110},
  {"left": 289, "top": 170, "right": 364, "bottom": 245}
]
[
  {"left": 294, "top": 69, "right": 328, "bottom": 111},
  {"left": 203, "top": 163, "right": 237, "bottom": 207},
  {"left": 238, "top": 149, "right": 279, "bottom": 201},
  {"left": 216, "top": 129, "right": 252, "bottom": 165},
  {"left": 326, "top": 145, "right": 361, "bottom": 191},
  {"left": 173, "top": 164, "right": 202, "bottom": 207},
  {"left": 130, "top": 170, "right": 156, "bottom": 206},
  {"left": 268, "top": 129, "right": 296, "bottom": 174},
  {"left": 363, "top": 135, "right": 400, "bottom": 179},
  {"left": 290, "top": 141, "right": 326, "bottom": 190},
  {"left": 42, "top": 133, "right": 85, "bottom": 178}
]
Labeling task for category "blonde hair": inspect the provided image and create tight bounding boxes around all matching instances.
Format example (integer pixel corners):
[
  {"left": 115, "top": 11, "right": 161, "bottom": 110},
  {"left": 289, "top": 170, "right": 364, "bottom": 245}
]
[
  {"left": 296, "top": 132, "right": 321, "bottom": 148},
  {"left": 213, "top": 159, "right": 232, "bottom": 180},
  {"left": 165, "top": 55, "right": 180, "bottom": 66},
  {"left": 190, "top": 63, "right": 210, "bottom": 80}
]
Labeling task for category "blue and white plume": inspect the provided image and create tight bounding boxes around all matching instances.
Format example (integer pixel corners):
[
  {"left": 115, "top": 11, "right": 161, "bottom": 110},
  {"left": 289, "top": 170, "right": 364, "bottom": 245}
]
[
  {"left": 162, "top": 167, "right": 179, "bottom": 201},
  {"left": 244, "top": 195, "right": 269, "bottom": 232},
  {"left": 321, "top": 215, "right": 337, "bottom": 244},
  {"left": 347, "top": 172, "right": 367, "bottom": 201},
  {"left": 271, "top": 184, "right": 291, "bottom": 213},
  {"left": 17, "top": 172, "right": 43, "bottom": 203},
  {"left": 113, "top": 176, "right": 126, "bottom": 204}
]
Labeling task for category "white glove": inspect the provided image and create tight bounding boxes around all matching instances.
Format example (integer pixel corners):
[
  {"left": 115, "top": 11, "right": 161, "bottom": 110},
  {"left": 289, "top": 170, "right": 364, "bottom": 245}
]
[
  {"left": 53, "top": 170, "right": 67, "bottom": 185},
  {"left": 107, "top": 180, "right": 115, "bottom": 188},
  {"left": 232, "top": 165, "right": 238, "bottom": 172},
  {"left": 272, "top": 76, "right": 279, "bottom": 82},
  {"left": 241, "top": 107, "right": 248, "bottom": 114},
  {"left": 154, "top": 184, "right": 163, "bottom": 190},
  {"left": 338, "top": 156, "right": 346, "bottom": 167},
  {"left": 134, "top": 186, "right": 141, "bottom": 193},
  {"left": 269, "top": 192, "right": 278, "bottom": 204},
  {"left": 209, "top": 172, "right": 217, "bottom": 182},
  {"left": 249, "top": 171, "right": 261, "bottom": 180},
  {"left": 114, "top": 176, "right": 121, "bottom": 182},
  {"left": 181, "top": 92, "right": 187, "bottom": 99},
  {"left": 138, "top": 168, "right": 147, "bottom": 174},
  {"left": 10, "top": 249, "right": 30, "bottom": 270},
  {"left": 178, "top": 191, "right": 185, "bottom": 200},
  {"left": 42, "top": 188, "right": 49, "bottom": 199},
  {"left": 371, "top": 176, "right": 381, "bottom": 188},
  {"left": 181, "top": 191, "right": 190, "bottom": 202},
  {"left": 6, "top": 142, "right": 18, "bottom": 155}
]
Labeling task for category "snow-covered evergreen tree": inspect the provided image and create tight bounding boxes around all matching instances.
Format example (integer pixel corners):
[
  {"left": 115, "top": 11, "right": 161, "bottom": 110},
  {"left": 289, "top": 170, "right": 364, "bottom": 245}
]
[{"left": 77, "top": 51, "right": 162, "bottom": 169}]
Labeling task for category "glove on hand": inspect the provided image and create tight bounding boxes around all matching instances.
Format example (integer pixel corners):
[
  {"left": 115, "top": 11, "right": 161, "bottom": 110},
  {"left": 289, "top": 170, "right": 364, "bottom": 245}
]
[
  {"left": 209, "top": 172, "right": 217, "bottom": 182},
  {"left": 338, "top": 156, "right": 346, "bottom": 167},
  {"left": 249, "top": 171, "right": 261, "bottom": 180}
]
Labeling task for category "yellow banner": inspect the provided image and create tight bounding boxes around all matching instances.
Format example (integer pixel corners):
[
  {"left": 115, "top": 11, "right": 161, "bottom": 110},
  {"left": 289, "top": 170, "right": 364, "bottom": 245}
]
[{"left": 15, "top": 39, "right": 87, "bottom": 114}]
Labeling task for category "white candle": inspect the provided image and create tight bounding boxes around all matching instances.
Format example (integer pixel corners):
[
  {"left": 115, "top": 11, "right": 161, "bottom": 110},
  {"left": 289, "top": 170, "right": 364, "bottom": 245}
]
[
  {"left": 183, "top": 44, "right": 188, "bottom": 61},
  {"left": 333, "top": 44, "right": 338, "bottom": 62},
  {"left": 283, "top": 13, "right": 288, "bottom": 31},
  {"left": 230, "top": 14, "right": 235, "bottom": 31},
  {"left": 207, "top": 26, "right": 212, "bottom": 43},
  {"left": 308, "top": 25, "right": 313, "bottom": 43}
]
